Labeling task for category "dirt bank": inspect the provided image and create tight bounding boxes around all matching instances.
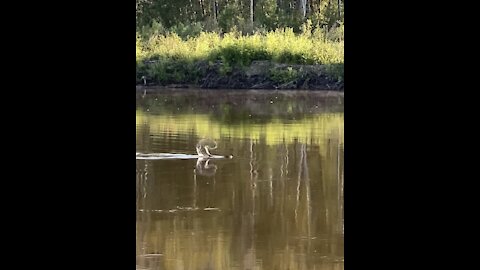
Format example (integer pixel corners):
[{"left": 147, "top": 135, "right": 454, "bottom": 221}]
[{"left": 136, "top": 60, "right": 344, "bottom": 91}]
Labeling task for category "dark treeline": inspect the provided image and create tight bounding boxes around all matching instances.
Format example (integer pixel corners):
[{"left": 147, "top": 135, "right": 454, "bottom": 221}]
[{"left": 136, "top": 0, "right": 343, "bottom": 34}]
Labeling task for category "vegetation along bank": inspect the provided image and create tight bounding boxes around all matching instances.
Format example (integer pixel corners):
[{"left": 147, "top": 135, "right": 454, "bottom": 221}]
[{"left": 136, "top": 22, "right": 344, "bottom": 90}]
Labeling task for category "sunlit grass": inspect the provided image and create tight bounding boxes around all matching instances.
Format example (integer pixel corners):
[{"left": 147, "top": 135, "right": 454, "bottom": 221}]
[
  {"left": 136, "top": 28, "right": 344, "bottom": 82},
  {"left": 137, "top": 29, "right": 343, "bottom": 66}
]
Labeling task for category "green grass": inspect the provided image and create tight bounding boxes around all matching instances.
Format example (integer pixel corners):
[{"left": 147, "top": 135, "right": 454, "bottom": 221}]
[{"left": 136, "top": 27, "right": 344, "bottom": 84}]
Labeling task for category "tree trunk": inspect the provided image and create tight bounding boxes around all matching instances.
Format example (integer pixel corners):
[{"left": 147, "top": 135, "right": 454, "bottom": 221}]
[
  {"left": 199, "top": 0, "right": 205, "bottom": 17},
  {"left": 338, "top": 0, "right": 341, "bottom": 20},
  {"left": 212, "top": 0, "right": 217, "bottom": 21},
  {"left": 299, "top": 0, "right": 307, "bottom": 18},
  {"left": 250, "top": 0, "right": 254, "bottom": 25}
]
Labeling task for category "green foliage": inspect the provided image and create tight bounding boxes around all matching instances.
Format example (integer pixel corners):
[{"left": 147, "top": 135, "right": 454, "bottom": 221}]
[
  {"left": 268, "top": 67, "right": 299, "bottom": 84},
  {"left": 326, "top": 63, "right": 344, "bottom": 82},
  {"left": 136, "top": 0, "right": 344, "bottom": 34},
  {"left": 138, "top": 20, "right": 206, "bottom": 40},
  {"left": 218, "top": 2, "right": 246, "bottom": 33},
  {"left": 326, "top": 22, "right": 344, "bottom": 42},
  {"left": 212, "top": 45, "right": 271, "bottom": 67},
  {"left": 219, "top": 62, "right": 233, "bottom": 76},
  {"left": 137, "top": 28, "right": 344, "bottom": 84},
  {"left": 168, "top": 22, "right": 204, "bottom": 39},
  {"left": 135, "top": 0, "right": 344, "bottom": 86},
  {"left": 138, "top": 20, "right": 167, "bottom": 39}
]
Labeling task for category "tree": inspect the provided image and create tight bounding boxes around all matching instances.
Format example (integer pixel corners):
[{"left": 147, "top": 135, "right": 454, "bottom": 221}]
[
  {"left": 136, "top": 0, "right": 344, "bottom": 33},
  {"left": 251, "top": 0, "right": 255, "bottom": 26}
]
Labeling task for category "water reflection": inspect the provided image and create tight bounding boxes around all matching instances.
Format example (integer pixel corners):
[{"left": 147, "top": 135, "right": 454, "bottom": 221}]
[
  {"left": 195, "top": 158, "right": 218, "bottom": 177},
  {"left": 136, "top": 89, "right": 343, "bottom": 270}
]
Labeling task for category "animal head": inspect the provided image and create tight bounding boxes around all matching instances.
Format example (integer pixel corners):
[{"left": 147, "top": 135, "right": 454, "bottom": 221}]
[{"left": 196, "top": 138, "right": 217, "bottom": 149}]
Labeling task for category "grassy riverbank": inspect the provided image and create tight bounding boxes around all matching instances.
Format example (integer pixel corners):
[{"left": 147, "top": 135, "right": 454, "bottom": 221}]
[{"left": 136, "top": 25, "right": 344, "bottom": 90}]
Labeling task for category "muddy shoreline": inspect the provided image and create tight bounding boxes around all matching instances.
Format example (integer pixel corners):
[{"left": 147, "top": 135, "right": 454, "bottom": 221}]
[
  {"left": 136, "top": 86, "right": 344, "bottom": 97},
  {"left": 136, "top": 60, "right": 344, "bottom": 91}
]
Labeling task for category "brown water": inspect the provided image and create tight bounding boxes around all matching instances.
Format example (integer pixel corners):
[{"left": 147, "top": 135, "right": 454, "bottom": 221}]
[{"left": 136, "top": 89, "right": 344, "bottom": 270}]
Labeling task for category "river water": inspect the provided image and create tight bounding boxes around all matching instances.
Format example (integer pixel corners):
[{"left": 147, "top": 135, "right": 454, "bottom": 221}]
[{"left": 136, "top": 89, "right": 344, "bottom": 270}]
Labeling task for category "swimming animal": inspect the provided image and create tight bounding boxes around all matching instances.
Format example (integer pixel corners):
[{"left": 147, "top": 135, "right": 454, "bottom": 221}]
[{"left": 136, "top": 139, "right": 233, "bottom": 160}]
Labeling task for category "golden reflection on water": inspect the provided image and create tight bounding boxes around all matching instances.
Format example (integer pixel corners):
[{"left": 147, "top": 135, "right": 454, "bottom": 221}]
[{"left": 136, "top": 91, "right": 343, "bottom": 270}]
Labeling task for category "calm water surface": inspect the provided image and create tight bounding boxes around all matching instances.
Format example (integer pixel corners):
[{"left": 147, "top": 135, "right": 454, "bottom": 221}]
[{"left": 136, "top": 89, "right": 344, "bottom": 270}]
